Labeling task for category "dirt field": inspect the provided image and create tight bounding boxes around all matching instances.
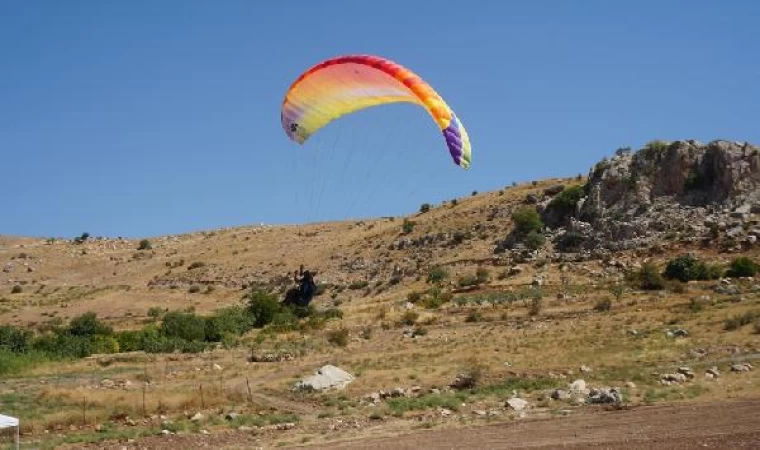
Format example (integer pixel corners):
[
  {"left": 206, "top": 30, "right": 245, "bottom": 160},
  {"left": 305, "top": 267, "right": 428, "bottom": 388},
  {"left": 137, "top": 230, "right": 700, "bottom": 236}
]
[{"left": 65, "top": 399, "right": 760, "bottom": 449}]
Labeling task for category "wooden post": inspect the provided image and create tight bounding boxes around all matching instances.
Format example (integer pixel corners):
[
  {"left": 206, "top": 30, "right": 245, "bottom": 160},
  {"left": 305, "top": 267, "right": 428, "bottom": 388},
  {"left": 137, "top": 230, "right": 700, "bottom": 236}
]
[{"left": 246, "top": 378, "right": 253, "bottom": 403}]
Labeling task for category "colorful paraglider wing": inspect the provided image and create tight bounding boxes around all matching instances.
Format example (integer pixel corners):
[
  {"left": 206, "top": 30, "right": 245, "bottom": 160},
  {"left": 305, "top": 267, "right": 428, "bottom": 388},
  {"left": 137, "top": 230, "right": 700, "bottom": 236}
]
[{"left": 281, "top": 55, "right": 471, "bottom": 169}]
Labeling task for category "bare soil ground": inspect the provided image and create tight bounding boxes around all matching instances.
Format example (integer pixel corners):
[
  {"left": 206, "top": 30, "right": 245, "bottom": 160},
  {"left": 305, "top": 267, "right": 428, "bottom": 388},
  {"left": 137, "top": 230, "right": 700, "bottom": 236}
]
[{"left": 65, "top": 399, "right": 760, "bottom": 449}]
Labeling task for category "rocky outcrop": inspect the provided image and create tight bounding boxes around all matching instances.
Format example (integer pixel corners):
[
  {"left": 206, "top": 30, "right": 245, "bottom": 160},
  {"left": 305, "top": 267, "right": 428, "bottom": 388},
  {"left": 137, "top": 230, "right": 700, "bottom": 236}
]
[{"left": 549, "top": 140, "right": 760, "bottom": 253}]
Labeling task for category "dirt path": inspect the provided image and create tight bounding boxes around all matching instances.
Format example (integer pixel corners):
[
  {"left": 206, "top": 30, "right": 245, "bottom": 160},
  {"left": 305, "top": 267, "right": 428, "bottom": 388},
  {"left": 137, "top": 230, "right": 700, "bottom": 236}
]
[{"left": 294, "top": 399, "right": 760, "bottom": 450}]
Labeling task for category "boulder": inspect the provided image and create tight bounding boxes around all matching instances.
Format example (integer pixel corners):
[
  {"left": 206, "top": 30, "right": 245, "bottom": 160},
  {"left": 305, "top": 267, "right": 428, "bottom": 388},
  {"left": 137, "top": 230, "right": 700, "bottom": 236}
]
[{"left": 294, "top": 365, "right": 355, "bottom": 391}]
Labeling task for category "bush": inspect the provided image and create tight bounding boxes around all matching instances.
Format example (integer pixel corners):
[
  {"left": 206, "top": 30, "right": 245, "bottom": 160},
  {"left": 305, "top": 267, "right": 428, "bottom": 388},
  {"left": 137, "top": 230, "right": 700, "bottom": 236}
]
[
  {"left": 427, "top": 266, "right": 449, "bottom": 284},
  {"left": 465, "top": 311, "right": 483, "bottom": 322},
  {"left": 407, "top": 292, "right": 422, "bottom": 303},
  {"left": 458, "top": 274, "right": 479, "bottom": 287},
  {"left": 476, "top": 267, "right": 490, "bottom": 284},
  {"left": 138, "top": 239, "right": 152, "bottom": 250},
  {"left": 547, "top": 185, "right": 584, "bottom": 217},
  {"left": 512, "top": 207, "right": 543, "bottom": 237},
  {"left": 726, "top": 257, "right": 758, "bottom": 278},
  {"left": 664, "top": 255, "right": 722, "bottom": 282},
  {"left": 523, "top": 230, "right": 546, "bottom": 251},
  {"left": 160, "top": 311, "right": 206, "bottom": 342},
  {"left": 635, "top": 263, "right": 665, "bottom": 290},
  {"left": 246, "top": 290, "right": 283, "bottom": 328},
  {"left": 327, "top": 328, "right": 349, "bottom": 347},
  {"left": 556, "top": 231, "right": 585, "bottom": 252},
  {"left": 349, "top": 281, "right": 369, "bottom": 290},
  {"left": 11, "top": 285, "right": 22, "bottom": 294},
  {"left": 724, "top": 311, "right": 760, "bottom": 331},
  {"left": 401, "top": 310, "right": 419, "bottom": 326},
  {"left": 187, "top": 261, "right": 206, "bottom": 270},
  {"left": 205, "top": 306, "right": 253, "bottom": 342},
  {"left": 68, "top": 312, "right": 113, "bottom": 337},
  {"left": 594, "top": 298, "right": 612, "bottom": 312},
  {"left": 188, "top": 285, "right": 201, "bottom": 293},
  {"left": 419, "top": 203, "right": 431, "bottom": 213},
  {"left": 0, "top": 325, "right": 32, "bottom": 353},
  {"left": 147, "top": 307, "right": 164, "bottom": 319},
  {"left": 402, "top": 219, "right": 415, "bottom": 234}
]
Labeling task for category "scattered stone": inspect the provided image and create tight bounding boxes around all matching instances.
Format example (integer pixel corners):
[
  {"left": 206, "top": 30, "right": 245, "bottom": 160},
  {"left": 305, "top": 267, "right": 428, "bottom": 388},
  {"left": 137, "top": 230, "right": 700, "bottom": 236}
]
[
  {"left": 588, "top": 388, "right": 622, "bottom": 404},
  {"left": 126, "top": 418, "right": 136, "bottom": 427},
  {"left": 391, "top": 387, "right": 406, "bottom": 397},
  {"left": 238, "top": 425, "right": 255, "bottom": 432},
  {"left": 225, "top": 412, "right": 240, "bottom": 421},
  {"left": 161, "top": 430, "right": 171, "bottom": 436},
  {"left": 190, "top": 412, "right": 204, "bottom": 423},
  {"left": 569, "top": 379, "right": 588, "bottom": 396},
  {"left": 450, "top": 373, "right": 477, "bottom": 390},
  {"left": 100, "top": 379, "right": 115, "bottom": 388},
  {"left": 440, "top": 408, "right": 452, "bottom": 417},
  {"left": 551, "top": 389, "right": 571, "bottom": 400},
  {"left": 95, "top": 424, "right": 103, "bottom": 432},
  {"left": 730, "top": 363, "right": 752, "bottom": 373},
  {"left": 660, "top": 373, "right": 687, "bottom": 385},
  {"left": 212, "top": 363, "right": 223, "bottom": 371},
  {"left": 200, "top": 429, "right": 209, "bottom": 435},
  {"left": 677, "top": 367, "right": 695, "bottom": 379},
  {"left": 544, "top": 184, "right": 566, "bottom": 196},
  {"left": 295, "top": 365, "right": 355, "bottom": 391},
  {"left": 506, "top": 397, "right": 529, "bottom": 412},
  {"left": 625, "top": 382, "right": 637, "bottom": 389},
  {"left": 580, "top": 365, "right": 592, "bottom": 374},
  {"left": 666, "top": 328, "right": 689, "bottom": 338},
  {"left": 473, "top": 410, "right": 487, "bottom": 416}
]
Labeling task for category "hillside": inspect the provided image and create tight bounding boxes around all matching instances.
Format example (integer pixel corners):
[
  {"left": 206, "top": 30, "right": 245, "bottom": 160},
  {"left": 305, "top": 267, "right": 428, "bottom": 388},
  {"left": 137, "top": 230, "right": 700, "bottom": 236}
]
[{"left": 1, "top": 139, "right": 759, "bottom": 449}]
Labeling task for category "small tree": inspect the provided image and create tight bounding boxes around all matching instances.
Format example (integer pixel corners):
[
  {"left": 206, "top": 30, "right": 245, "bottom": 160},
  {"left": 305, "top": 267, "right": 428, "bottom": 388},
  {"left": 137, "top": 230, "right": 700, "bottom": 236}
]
[
  {"left": 427, "top": 266, "right": 449, "bottom": 284},
  {"left": 419, "top": 203, "right": 431, "bottom": 214},
  {"left": 246, "top": 290, "right": 282, "bottom": 328},
  {"left": 512, "top": 207, "right": 543, "bottom": 237},
  {"left": 138, "top": 239, "right": 152, "bottom": 250},
  {"left": 402, "top": 219, "right": 415, "bottom": 234},
  {"left": 726, "top": 257, "right": 758, "bottom": 278},
  {"left": 636, "top": 263, "right": 665, "bottom": 290}
]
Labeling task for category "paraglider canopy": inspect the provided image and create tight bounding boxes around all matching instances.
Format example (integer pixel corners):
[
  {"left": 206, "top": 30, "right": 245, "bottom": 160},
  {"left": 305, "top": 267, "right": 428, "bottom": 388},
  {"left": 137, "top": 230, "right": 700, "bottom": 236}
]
[{"left": 281, "top": 54, "right": 471, "bottom": 169}]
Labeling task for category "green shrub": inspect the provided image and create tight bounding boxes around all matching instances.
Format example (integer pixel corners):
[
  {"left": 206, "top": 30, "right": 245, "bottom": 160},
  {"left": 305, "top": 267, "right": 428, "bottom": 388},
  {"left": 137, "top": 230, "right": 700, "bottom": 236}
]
[
  {"left": 160, "top": 311, "right": 206, "bottom": 342},
  {"left": 0, "top": 325, "right": 32, "bottom": 353},
  {"left": 547, "top": 185, "right": 584, "bottom": 217},
  {"left": 664, "top": 255, "right": 722, "bottom": 282},
  {"left": 11, "top": 285, "right": 22, "bottom": 294},
  {"left": 246, "top": 290, "right": 282, "bottom": 328},
  {"left": 523, "top": 230, "right": 546, "bottom": 251},
  {"left": 68, "top": 312, "right": 113, "bottom": 337},
  {"left": 138, "top": 239, "right": 152, "bottom": 250},
  {"left": 147, "top": 307, "right": 164, "bottom": 320},
  {"left": 465, "top": 311, "right": 483, "bottom": 322},
  {"left": 556, "top": 231, "right": 585, "bottom": 252},
  {"left": 116, "top": 330, "right": 143, "bottom": 352},
  {"left": 402, "top": 219, "right": 415, "bottom": 234},
  {"left": 458, "top": 274, "right": 479, "bottom": 287},
  {"left": 188, "top": 285, "right": 201, "bottom": 293},
  {"left": 476, "top": 267, "right": 490, "bottom": 284},
  {"left": 427, "top": 266, "right": 449, "bottom": 284},
  {"left": 726, "top": 257, "right": 758, "bottom": 278},
  {"left": 204, "top": 306, "right": 253, "bottom": 342},
  {"left": 419, "top": 203, "right": 431, "bottom": 213},
  {"left": 512, "top": 207, "right": 543, "bottom": 237},
  {"left": 636, "top": 263, "right": 665, "bottom": 290}
]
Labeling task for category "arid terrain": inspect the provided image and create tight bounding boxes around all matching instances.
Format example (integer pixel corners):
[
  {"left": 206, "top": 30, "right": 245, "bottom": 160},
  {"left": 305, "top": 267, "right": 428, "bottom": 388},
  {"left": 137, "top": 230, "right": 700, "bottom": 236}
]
[{"left": 1, "top": 139, "right": 759, "bottom": 449}]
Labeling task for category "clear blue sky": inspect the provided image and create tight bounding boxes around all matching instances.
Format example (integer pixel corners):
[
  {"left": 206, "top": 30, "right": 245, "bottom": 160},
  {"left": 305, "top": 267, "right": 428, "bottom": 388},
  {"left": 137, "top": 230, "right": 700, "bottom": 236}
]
[{"left": 2, "top": 1, "right": 758, "bottom": 238}]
